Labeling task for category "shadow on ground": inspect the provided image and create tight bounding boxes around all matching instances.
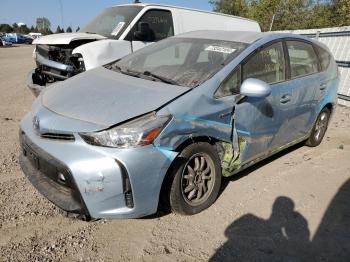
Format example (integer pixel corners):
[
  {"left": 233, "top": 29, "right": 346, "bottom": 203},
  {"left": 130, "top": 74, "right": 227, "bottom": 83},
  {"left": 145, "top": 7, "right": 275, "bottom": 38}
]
[{"left": 210, "top": 178, "right": 350, "bottom": 261}]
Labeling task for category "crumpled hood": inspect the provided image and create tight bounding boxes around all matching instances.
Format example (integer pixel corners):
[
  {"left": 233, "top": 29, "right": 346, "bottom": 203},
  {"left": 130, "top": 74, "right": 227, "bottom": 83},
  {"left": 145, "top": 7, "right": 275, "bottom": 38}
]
[
  {"left": 42, "top": 67, "right": 189, "bottom": 127},
  {"left": 33, "top": 32, "right": 106, "bottom": 45}
]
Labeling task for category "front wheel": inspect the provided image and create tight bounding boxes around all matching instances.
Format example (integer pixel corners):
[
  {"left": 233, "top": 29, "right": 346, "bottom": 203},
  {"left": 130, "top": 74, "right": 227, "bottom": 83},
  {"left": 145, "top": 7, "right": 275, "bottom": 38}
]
[
  {"left": 169, "top": 142, "right": 222, "bottom": 215},
  {"left": 306, "top": 108, "right": 330, "bottom": 147}
]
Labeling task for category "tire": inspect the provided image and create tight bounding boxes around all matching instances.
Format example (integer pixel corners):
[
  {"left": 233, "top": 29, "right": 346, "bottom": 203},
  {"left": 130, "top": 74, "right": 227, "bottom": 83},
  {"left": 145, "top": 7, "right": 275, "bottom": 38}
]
[
  {"left": 169, "top": 142, "right": 222, "bottom": 215},
  {"left": 305, "top": 108, "right": 330, "bottom": 147}
]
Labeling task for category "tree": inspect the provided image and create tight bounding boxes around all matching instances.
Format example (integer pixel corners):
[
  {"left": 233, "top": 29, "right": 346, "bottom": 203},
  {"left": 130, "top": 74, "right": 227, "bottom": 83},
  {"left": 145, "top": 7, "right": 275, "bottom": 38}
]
[
  {"left": 30, "top": 25, "right": 35, "bottom": 32},
  {"left": 76, "top": 26, "right": 80, "bottom": 32},
  {"left": 333, "top": 0, "right": 350, "bottom": 26},
  {"left": 56, "top": 25, "right": 62, "bottom": 34},
  {"left": 66, "top": 26, "right": 72, "bottom": 33},
  {"left": 210, "top": 0, "right": 248, "bottom": 16},
  {"left": 0, "top": 24, "right": 13, "bottom": 33},
  {"left": 209, "top": 0, "right": 330, "bottom": 31}
]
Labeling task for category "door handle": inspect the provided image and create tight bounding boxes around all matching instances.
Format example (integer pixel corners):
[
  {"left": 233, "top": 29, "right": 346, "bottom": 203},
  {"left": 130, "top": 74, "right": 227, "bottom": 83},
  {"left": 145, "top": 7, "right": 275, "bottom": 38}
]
[
  {"left": 320, "top": 83, "right": 327, "bottom": 90},
  {"left": 280, "top": 94, "right": 291, "bottom": 104},
  {"left": 219, "top": 111, "right": 232, "bottom": 118}
]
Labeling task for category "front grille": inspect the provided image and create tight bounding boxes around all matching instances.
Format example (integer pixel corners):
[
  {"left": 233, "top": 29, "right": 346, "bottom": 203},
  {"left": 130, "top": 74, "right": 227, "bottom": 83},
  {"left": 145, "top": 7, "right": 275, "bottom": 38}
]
[
  {"left": 36, "top": 45, "right": 50, "bottom": 58},
  {"left": 40, "top": 132, "right": 75, "bottom": 141}
]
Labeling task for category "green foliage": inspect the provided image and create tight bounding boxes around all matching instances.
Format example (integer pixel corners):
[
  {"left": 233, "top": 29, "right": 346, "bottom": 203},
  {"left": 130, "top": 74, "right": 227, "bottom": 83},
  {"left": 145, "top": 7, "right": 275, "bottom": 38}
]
[
  {"left": 0, "top": 24, "right": 14, "bottom": 33},
  {"left": 210, "top": 0, "right": 350, "bottom": 31},
  {"left": 66, "top": 26, "right": 72, "bottom": 33},
  {"left": 76, "top": 26, "right": 80, "bottom": 32}
]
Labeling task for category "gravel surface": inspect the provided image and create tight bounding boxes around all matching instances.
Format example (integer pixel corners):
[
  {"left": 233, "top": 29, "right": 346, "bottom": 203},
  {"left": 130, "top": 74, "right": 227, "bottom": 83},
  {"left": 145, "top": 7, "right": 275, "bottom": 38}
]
[{"left": 0, "top": 45, "right": 349, "bottom": 261}]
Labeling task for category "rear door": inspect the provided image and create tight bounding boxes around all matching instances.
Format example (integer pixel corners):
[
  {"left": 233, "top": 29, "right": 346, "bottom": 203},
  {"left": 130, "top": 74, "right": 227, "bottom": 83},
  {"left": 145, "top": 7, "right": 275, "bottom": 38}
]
[
  {"left": 284, "top": 40, "right": 321, "bottom": 140},
  {"left": 126, "top": 9, "right": 174, "bottom": 52}
]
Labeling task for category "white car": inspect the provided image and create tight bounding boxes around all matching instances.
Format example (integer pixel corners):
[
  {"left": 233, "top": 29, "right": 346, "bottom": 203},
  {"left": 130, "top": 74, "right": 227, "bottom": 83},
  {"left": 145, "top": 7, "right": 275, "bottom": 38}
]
[{"left": 27, "top": 3, "right": 260, "bottom": 95}]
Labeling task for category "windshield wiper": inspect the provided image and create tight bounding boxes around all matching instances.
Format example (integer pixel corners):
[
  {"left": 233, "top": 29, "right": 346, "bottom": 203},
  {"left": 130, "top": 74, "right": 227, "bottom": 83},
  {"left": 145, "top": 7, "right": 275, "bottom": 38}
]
[{"left": 143, "top": 71, "right": 179, "bottom": 85}]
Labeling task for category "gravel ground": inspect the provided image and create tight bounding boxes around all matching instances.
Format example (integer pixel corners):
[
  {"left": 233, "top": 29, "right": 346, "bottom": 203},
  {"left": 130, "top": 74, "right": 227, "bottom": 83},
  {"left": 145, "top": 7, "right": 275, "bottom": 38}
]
[{"left": 0, "top": 45, "right": 349, "bottom": 262}]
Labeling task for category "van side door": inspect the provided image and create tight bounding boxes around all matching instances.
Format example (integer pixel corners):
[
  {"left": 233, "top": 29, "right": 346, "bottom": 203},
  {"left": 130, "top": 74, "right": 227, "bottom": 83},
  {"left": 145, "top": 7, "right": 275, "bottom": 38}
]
[{"left": 125, "top": 9, "right": 174, "bottom": 52}]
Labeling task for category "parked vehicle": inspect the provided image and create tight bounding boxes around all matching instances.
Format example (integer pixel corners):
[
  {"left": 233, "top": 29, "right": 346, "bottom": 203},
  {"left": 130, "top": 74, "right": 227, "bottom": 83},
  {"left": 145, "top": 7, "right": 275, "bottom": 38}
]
[
  {"left": 19, "top": 30, "right": 339, "bottom": 219},
  {"left": 0, "top": 36, "right": 12, "bottom": 47},
  {"left": 29, "top": 32, "right": 42, "bottom": 39},
  {"left": 3, "top": 33, "right": 33, "bottom": 44},
  {"left": 27, "top": 3, "right": 261, "bottom": 96}
]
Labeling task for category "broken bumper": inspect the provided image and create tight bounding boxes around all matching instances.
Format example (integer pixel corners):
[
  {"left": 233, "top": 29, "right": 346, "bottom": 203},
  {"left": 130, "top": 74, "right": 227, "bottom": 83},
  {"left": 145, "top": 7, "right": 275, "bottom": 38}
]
[
  {"left": 27, "top": 69, "right": 46, "bottom": 97},
  {"left": 19, "top": 113, "right": 178, "bottom": 219}
]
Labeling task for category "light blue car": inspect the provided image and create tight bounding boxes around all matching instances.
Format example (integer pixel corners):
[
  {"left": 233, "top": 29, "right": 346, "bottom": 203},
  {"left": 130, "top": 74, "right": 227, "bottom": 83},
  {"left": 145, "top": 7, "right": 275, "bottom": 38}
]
[{"left": 19, "top": 31, "right": 339, "bottom": 219}]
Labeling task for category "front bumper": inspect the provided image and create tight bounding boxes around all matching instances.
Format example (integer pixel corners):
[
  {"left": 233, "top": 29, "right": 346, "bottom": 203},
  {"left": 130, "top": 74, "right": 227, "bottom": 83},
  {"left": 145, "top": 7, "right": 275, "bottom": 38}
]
[
  {"left": 27, "top": 69, "right": 47, "bottom": 97},
  {"left": 19, "top": 113, "right": 178, "bottom": 219}
]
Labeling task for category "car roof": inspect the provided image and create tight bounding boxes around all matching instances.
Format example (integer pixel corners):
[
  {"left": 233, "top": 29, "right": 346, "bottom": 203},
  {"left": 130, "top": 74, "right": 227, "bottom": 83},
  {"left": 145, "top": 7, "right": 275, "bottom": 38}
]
[
  {"left": 173, "top": 30, "right": 311, "bottom": 44},
  {"left": 114, "top": 3, "right": 258, "bottom": 24}
]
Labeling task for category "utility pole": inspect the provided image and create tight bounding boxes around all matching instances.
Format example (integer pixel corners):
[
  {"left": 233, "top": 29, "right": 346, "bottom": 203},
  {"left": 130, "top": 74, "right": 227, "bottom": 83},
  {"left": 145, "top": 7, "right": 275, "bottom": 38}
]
[
  {"left": 59, "top": 0, "right": 64, "bottom": 29},
  {"left": 269, "top": 14, "right": 275, "bottom": 31}
]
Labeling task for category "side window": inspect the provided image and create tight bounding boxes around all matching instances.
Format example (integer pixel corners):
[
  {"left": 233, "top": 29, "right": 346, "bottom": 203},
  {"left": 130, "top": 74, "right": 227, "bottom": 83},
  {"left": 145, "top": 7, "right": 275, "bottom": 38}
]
[
  {"left": 314, "top": 45, "right": 331, "bottom": 71},
  {"left": 287, "top": 41, "right": 319, "bottom": 78},
  {"left": 215, "top": 66, "right": 241, "bottom": 98},
  {"left": 127, "top": 10, "right": 174, "bottom": 42},
  {"left": 243, "top": 42, "right": 286, "bottom": 84}
]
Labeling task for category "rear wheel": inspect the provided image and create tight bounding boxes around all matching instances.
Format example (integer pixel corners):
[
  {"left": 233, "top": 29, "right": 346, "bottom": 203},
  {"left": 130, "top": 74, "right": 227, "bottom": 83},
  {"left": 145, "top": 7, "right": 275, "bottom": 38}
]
[
  {"left": 169, "top": 142, "right": 221, "bottom": 215},
  {"left": 306, "top": 108, "right": 330, "bottom": 147}
]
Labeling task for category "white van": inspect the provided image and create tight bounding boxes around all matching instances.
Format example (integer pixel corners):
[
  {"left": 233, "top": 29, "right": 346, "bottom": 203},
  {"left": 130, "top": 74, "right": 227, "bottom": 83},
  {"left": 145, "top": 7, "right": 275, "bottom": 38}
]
[{"left": 28, "top": 3, "right": 260, "bottom": 95}]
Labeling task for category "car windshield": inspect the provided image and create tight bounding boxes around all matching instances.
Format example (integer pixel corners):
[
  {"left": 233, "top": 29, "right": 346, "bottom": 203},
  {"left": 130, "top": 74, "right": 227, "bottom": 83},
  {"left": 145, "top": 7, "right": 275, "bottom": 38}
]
[
  {"left": 79, "top": 6, "right": 143, "bottom": 38},
  {"left": 108, "top": 37, "right": 247, "bottom": 88}
]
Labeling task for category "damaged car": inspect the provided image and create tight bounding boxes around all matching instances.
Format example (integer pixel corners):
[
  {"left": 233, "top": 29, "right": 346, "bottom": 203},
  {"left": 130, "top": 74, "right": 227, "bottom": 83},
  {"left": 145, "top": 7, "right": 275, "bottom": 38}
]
[
  {"left": 19, "top": 31, "right": 339, "bottom": 219},
  {"left": 27, "top": 3, "right": 260, "bottom": 96}
]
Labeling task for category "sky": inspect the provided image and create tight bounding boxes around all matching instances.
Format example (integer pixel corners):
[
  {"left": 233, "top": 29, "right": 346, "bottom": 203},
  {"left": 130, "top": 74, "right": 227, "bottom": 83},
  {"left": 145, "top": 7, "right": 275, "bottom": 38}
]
[{"left": 0, "top": 0, "right": 213, "bottom": 31}]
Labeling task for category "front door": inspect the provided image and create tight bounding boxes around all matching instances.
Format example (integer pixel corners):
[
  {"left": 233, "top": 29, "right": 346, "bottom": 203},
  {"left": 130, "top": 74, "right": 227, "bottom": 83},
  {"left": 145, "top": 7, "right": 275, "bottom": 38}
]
[{"left": 234, "top": 41, "right": 290, "bottom": 163}]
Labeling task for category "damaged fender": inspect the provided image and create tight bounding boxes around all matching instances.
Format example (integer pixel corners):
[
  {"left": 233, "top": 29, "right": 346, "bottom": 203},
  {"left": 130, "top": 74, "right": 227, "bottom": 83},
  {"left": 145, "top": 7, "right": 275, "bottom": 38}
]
[{"left": 73, "top": 40, "right": 132, "bottom": 70}]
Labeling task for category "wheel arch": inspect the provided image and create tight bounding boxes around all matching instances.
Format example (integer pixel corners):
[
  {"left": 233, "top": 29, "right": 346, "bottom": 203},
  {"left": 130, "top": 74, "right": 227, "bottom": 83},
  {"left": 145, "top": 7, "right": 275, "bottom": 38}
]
[{"left": 157, "top": 135, "right": 221, "bottom": 212}]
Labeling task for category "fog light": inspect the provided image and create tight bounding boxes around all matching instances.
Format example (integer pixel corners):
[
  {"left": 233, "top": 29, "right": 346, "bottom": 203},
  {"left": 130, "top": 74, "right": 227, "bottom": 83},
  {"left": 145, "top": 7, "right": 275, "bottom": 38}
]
[{"left": 57, "top": 172, "right": 66, "bottom": 184}]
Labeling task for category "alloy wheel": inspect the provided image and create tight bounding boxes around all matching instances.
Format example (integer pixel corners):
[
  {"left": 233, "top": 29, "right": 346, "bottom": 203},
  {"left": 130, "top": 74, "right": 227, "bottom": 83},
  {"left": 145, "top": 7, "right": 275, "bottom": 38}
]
[{"left": 181, "top": 153, "right": 215, "bottom": 206}]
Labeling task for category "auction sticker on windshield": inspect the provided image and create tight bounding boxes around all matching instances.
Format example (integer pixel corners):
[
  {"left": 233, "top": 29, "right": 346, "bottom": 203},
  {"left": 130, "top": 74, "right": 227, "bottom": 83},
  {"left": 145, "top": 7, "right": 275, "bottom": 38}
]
[
  {"left": 111, "top": 22, "right": 125, "bottom": 36},
  {"left": 205, "top": 46, "right": 236, "bottom": 54}
]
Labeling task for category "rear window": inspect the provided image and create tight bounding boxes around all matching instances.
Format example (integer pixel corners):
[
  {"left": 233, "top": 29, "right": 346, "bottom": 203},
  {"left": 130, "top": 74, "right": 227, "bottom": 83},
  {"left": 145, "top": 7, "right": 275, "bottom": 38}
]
[
  {"left": 315, "top": 45, "right": 331, "bottom": 71},
  {"left": 286, "top": 41, "right": 319, "bottom": 78}
]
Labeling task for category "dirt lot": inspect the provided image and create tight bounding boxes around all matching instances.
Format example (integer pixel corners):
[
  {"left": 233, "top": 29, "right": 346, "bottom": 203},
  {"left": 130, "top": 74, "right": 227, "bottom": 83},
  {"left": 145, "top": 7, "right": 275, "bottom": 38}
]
[{"left": 0, "top": 45, "right": 349, "bottom": 261}]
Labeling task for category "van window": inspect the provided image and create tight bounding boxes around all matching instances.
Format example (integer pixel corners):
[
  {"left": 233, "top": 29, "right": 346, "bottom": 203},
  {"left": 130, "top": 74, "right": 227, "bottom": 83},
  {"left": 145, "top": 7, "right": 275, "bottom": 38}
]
[
  {"left": 287, "top": 41, "right": 319, "bottom": 78},
  {"left": 314, "top": 45, "right": 331, "bottom": 71},
  {"left": 243, "top": 42, "right": 286, "bottom": 84},
  {"left": 127, "top": 10, "right": 174, "bottom": 42},
  {"left": 215, "top": 66, "right": 241, "bottom": 98}
]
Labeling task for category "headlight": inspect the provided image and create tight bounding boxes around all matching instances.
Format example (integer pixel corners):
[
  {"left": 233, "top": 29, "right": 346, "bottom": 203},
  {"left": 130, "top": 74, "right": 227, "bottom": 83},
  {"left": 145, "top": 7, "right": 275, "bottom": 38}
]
[{"left": 80, "top": 112, "right": 171, "bottom": 148}]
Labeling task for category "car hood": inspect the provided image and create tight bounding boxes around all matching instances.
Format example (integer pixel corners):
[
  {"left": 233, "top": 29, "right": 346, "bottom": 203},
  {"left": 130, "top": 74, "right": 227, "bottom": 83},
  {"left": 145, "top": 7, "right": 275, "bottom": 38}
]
[
  {"left": 42, "top": 67, "right": 189, "bottom": 127},
  {"left": 33, "top": 32, "right": 106, "bottom": 45}
]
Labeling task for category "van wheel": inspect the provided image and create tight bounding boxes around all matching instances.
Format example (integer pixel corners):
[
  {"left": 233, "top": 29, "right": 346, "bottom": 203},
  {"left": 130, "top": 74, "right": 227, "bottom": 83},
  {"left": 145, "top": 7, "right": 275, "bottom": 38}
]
[
  {"left": 169, "top": 142, "right": 221, "bottom": 215},
  {"left": 306, "top": 108, "right": 330, "bottom": 147}
]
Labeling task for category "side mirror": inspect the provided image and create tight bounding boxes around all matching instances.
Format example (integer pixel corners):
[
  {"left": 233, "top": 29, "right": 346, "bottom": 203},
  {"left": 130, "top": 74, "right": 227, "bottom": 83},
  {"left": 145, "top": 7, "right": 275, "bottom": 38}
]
[{"left": 240, "top": 78, "right": 271, "bottom": 98}]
